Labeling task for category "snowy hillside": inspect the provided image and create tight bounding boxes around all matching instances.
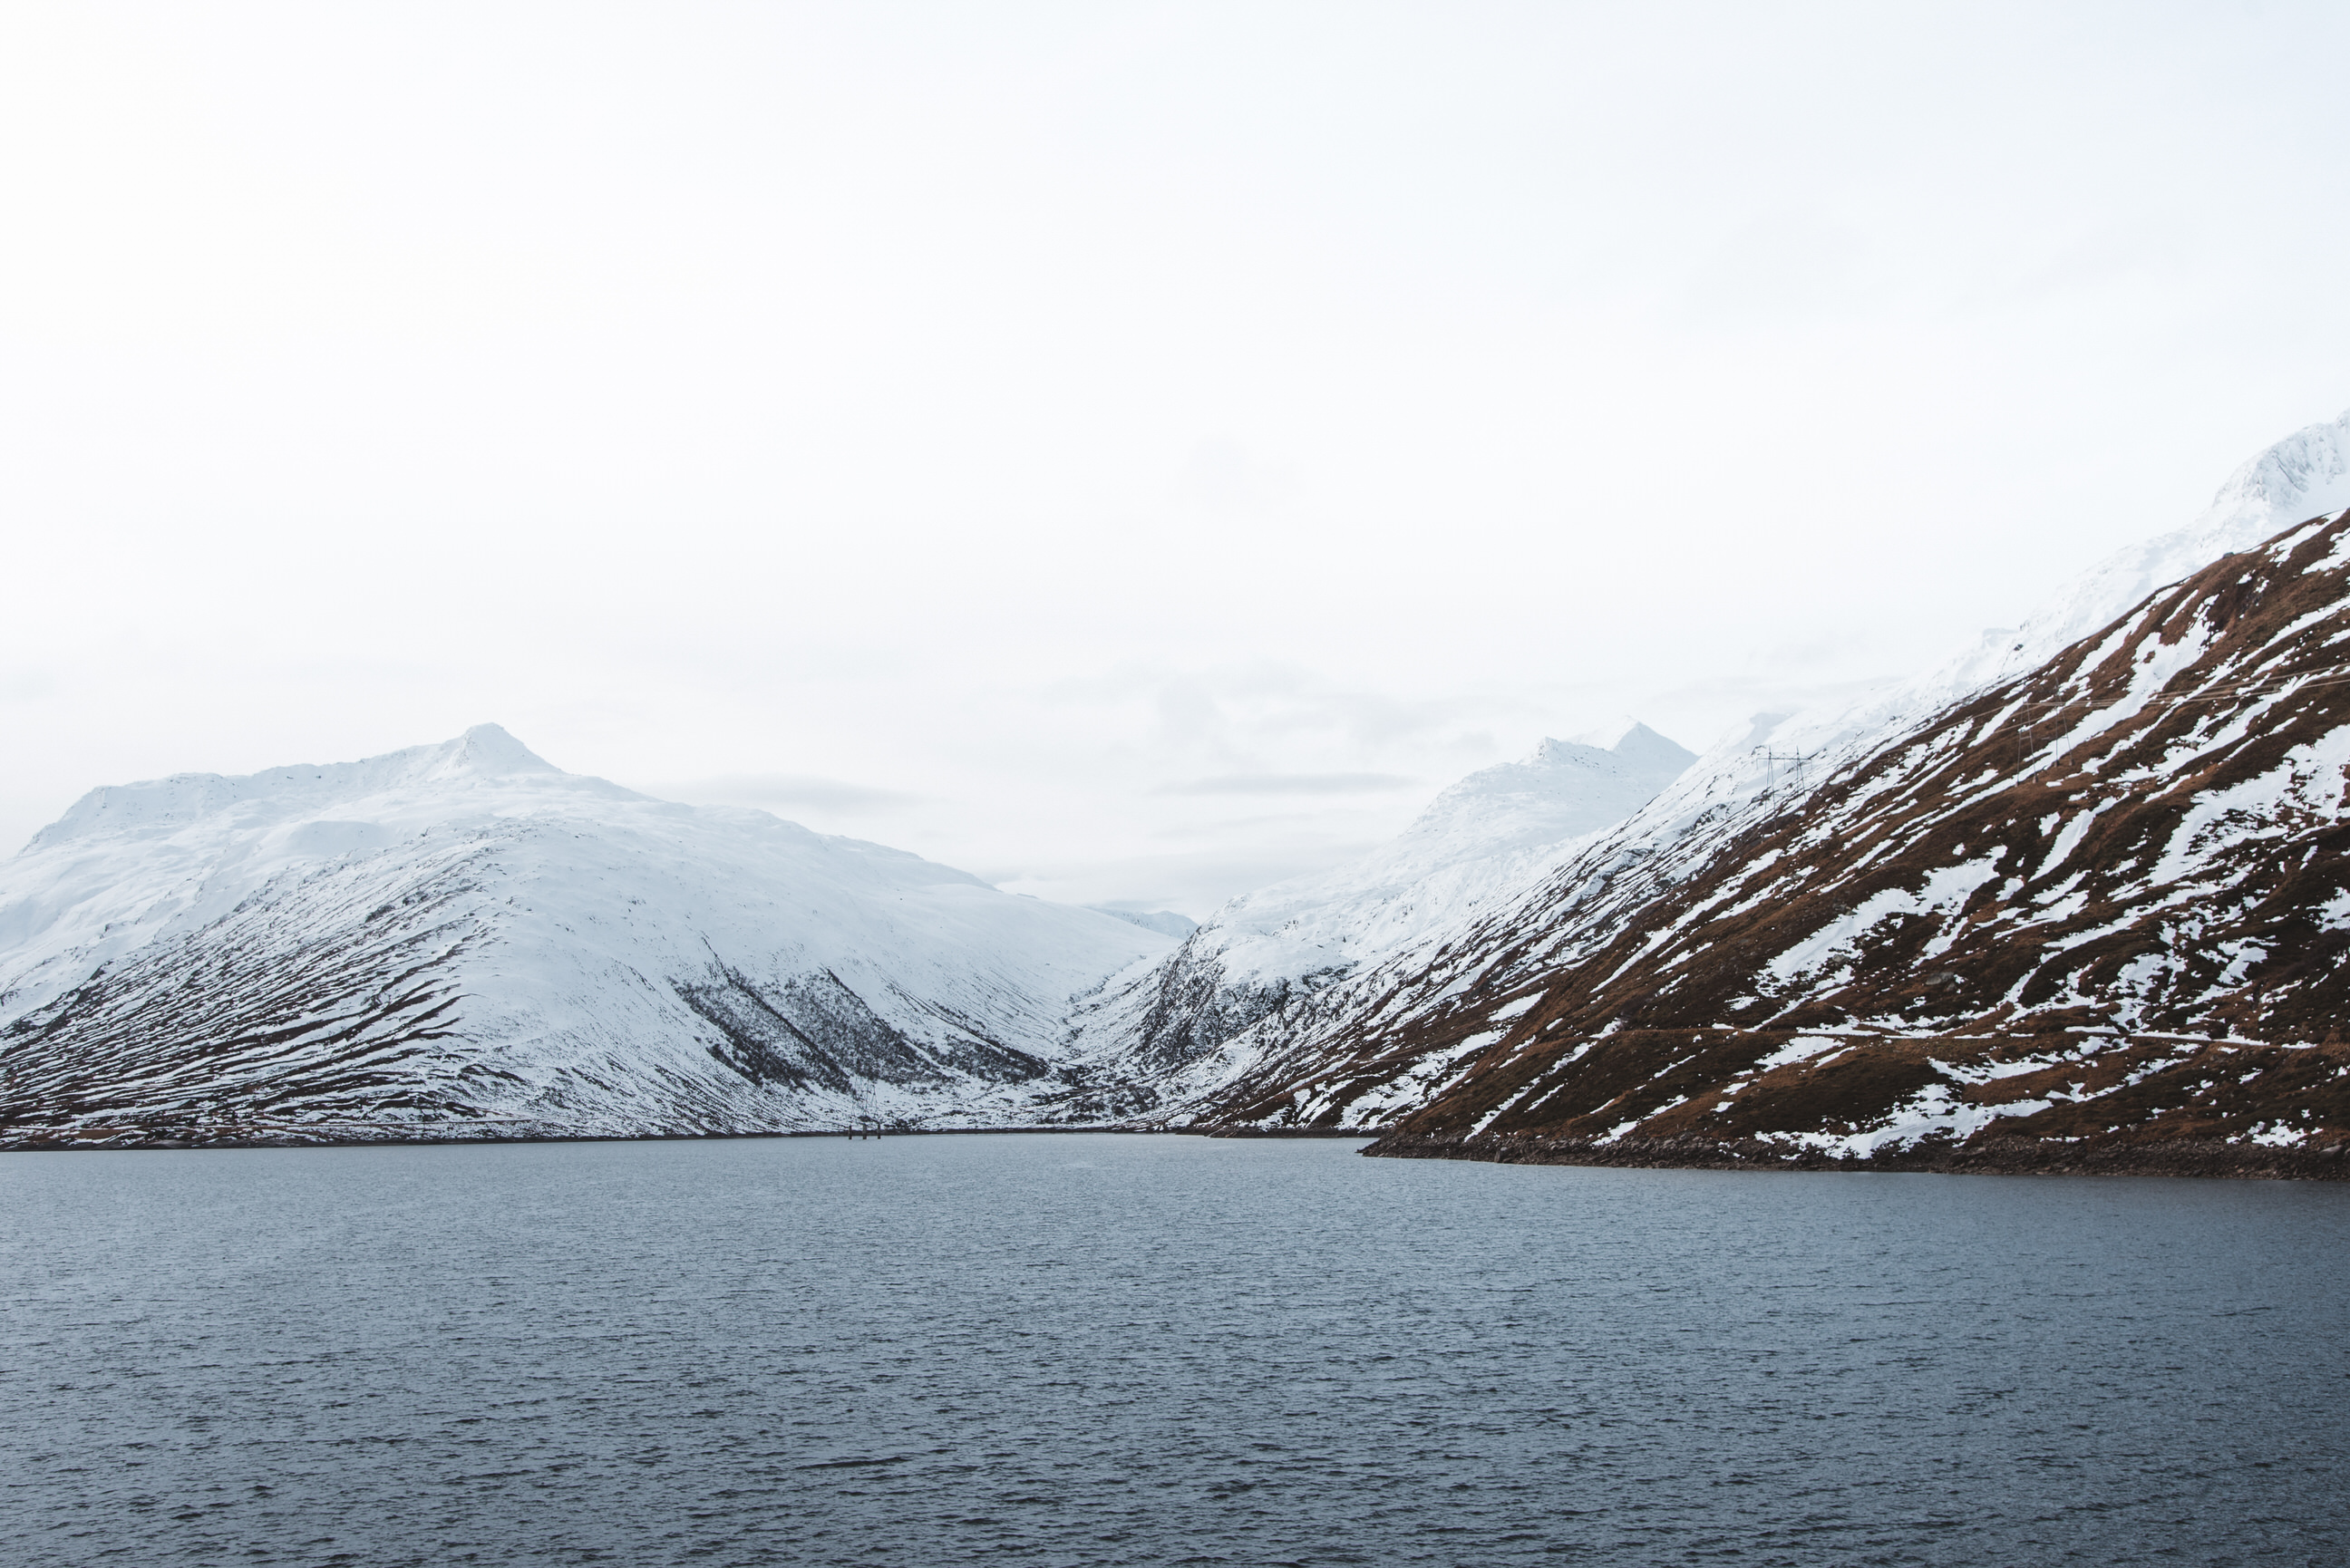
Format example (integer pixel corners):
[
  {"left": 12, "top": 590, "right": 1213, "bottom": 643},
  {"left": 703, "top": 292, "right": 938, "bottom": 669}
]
[
  {"left": 1340, "top": 505, "right": 2350, "bottom": 1175},
  {"left": 1445, "top": 402, "right": 2350, "bottom": 987},
  {"left": 1086, "top": 407, "right": 2350, "bottom": 1166},
  {"left": 0, "top": 727, "right": 1170, "bottom": 1147},
  {"left": 1147, "top": 498, "right": 2350, "bottom": 1175},
  {"left": 1049, "top": 723, "right": 1695, "bottom": 1116},
  {"left": 1087, "top": 907, "right": 1200, "bottom": 939},
  {"left": 1950, "top": 404, "right": 2350, "bottom": 692},
  {"left": 1762, "top": 404, "right": 2350, "bottom": 784},
  {"left": 14, "top": 408, "right": 2347, "bottom": 1159}
]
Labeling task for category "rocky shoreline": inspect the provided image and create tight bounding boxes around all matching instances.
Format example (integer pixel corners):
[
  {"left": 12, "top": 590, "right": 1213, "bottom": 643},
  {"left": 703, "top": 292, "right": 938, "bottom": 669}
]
[{"left": 1360, "top": 1129, "right": 2350, "bottom": 1180}]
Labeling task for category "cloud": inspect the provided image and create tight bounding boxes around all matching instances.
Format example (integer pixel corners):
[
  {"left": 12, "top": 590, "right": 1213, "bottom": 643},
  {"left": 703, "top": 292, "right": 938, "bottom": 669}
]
[
  {"left": 988, "top": 841, "right": 1386, "bottom": 919},
  {"left": 1681, "top": 206, "right": 1873, "bottom": 324},
  {"left": 1171, "top": 437, "right": 1294, "bottom": 512},
  {"left": 0, "top": 668, "right": 60, "bottom": 702},
  {"left": 1049, "top": 660, "right": 1521, "bottom": 760},
  {"left": 636, "top": 773, "right": 922, "bottom": 812},
  {"left": 1158, "top": 771, "right": 1418, "bottom": 796}
]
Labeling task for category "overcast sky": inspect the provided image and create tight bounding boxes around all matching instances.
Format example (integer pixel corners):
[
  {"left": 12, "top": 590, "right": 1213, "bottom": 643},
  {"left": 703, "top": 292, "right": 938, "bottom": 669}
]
[{"left": 5, "top": 2, "right": 2348, "bottom": 915}]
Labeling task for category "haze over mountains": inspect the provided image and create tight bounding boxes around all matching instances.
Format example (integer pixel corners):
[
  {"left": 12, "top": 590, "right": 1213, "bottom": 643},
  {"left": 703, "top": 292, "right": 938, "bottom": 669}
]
[
  {"left": 1053, "top": 723, "right": 1697, "bottom": 1120},
  {"left": 5, "top": 410, "right": 2350, "bottom": 1172}
]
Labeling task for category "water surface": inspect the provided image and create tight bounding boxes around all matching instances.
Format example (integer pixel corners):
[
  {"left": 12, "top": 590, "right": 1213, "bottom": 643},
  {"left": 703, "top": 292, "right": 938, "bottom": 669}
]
[{"left": 3, "top": 1134, "right": 2345, "bottom": 1565}]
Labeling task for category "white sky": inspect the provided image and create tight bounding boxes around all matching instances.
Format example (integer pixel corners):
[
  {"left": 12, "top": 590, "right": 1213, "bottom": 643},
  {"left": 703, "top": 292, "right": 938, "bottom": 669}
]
[{"left": 5, "top": 1, "right": 2348, "bottom": 915}]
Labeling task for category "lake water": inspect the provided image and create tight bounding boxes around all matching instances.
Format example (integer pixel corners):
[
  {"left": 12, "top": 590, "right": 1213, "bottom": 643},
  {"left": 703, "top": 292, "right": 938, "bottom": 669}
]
[{"left": 3, "top": 1134, "right": 2345, "bottom": 1566}]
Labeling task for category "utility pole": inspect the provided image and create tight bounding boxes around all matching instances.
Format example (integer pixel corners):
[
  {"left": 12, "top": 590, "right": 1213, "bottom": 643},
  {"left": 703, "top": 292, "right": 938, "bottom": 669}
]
[{"left": 1753, "top": 748, "right": 1816, "bottom": 790}]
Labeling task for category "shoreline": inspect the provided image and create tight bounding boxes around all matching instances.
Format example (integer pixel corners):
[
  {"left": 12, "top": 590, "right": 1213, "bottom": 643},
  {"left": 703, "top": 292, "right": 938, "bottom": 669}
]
[
  {"left": 0, "top": 1123, "right": 1387, "bottom": 1154},
  {"left": 1359, "top": 1129, "right": 2350, "bottom": 1181},
  {"left": 10, "top": 1122, "right": 2345, "bottom": 1180}
]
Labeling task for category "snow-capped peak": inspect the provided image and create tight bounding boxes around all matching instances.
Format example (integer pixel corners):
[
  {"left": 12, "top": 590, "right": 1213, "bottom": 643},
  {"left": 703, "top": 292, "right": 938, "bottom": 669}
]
[
  {"left": 1400, "top": 724, "right": 1696, "bottom": 858},
  {"left": 1061, "top": 721, "right": 1700, "bottom": 1089},
  {"left": 1937, "top": 406, "right": 2350, "bottom": 698},
  {"left": 24, "top": 725, "right": 621, "bottom": 853},
  {"left": 2, "top": 728, "right": 1174, "bottom": 1143},
  {"left": 1632, "top": 406, "right": 2350, "bottom": 820},
  {"left": 1592, "top": 721, "right": 1702, "bottom": 776},
  {"left": 433, "top": 722, "right": 562, "bottom": 778}
]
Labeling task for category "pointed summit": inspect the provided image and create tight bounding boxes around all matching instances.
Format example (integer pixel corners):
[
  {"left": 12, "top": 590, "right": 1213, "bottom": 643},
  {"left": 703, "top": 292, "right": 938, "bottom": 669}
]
[
  {"left": 0, "top": 726, "right": 1172, "bottom": 1146},
  {"left": 442, "top": 724, "right": 560, "bottom": 778},
  {"left": 1568, "top": 715, "right": 1644, "bottom": 750},
  {"left": 1939, "top": 407, "right": 2350, "bottom": 694},
  {"left": 1563, "top": 719, "right": 1697, "bottom": 773},
  {"left": 1602, "top": 721, "right": 1697, "bottom": 774},
  {"left": 1407, "top": 722, "right": 1695, "bottom": 856}
]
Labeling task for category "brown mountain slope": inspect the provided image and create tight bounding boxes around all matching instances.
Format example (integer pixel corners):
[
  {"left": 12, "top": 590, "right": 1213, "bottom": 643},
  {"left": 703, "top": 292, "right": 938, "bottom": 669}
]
[{"left": 1193, "top": 509, "right": 2350, "bottom": 1177}]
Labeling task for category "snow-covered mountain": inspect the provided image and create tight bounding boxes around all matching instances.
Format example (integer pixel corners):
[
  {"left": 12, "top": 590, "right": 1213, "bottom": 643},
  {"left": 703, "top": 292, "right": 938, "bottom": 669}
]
[
  {"left": 1087, "top": 907, "right": 1201, "bottom": 939},
  {"left": 14, "top": 411, "right": 2349, "bottom": 1164},
  {"left": 1757, "top": 405, "right": 2350, "bottom": 778},
  {"left": 1131, "top": 414, "right": 2350, "bottom": 1176},
  {"left": 1049, "top": 722, "right": 1695, "bottom": 1118},
  {"left": 1347, "top": 507, "right": 2350, "bottom": 1176},
  {"left": 0, "top": 727, "right": 1170, "bottom": 1147},
  {"left": 1944, "top": 404, "right": 2350, "bottom": 695}
]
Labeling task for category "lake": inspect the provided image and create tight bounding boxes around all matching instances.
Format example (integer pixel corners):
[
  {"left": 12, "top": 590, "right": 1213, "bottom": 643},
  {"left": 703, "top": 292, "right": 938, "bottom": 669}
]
[{"left": 3, "top": 1133, "right": 2344, "bottom": 1565}]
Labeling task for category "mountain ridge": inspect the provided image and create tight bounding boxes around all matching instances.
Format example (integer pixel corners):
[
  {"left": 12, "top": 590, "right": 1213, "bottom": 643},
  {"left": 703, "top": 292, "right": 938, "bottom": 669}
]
[
  {"left": 1170, "top": 508, "right": 2350, "bottom": 1178},
  {"left": 1045, "top": 723, "right": 1699, "bottom": 1119},
  {"left": 9, "top": 412, "right": 2350, "bottom": 1170},
  {"left": 0, "top": 732, "right": 1169, "bottom": 1147}
]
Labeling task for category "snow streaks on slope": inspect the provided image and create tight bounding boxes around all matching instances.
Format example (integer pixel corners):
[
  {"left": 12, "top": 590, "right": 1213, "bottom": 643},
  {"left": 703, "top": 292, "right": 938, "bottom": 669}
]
[
  {"left": 1180, "top": 509, "right": 2350, "bottom": 1176},
  {"left": 1055, "top": 723, "right": 1697, "bottom": 1120},
  {"left": 0, "top": 728, "right": 1169, "bottom": 1147}
]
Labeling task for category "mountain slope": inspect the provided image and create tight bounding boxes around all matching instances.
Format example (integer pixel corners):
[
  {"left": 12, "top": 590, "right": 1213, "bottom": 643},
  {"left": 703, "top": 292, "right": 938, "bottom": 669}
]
[
  {"left": 1953, "top": 404, "right": 2350, "bottom": 694},
  {"left": 1051, "top": 723, "right": 1695, "bottom": 1118},
  {"left": 0, "top": 728, "right": 1169, "bottom": 1147},
  {"left": 1103, "top": 407, "right": 2350, "bottom": 1169},
  {"left": 1173, "top": 510, "right": 2350, "bottom": 1176}
]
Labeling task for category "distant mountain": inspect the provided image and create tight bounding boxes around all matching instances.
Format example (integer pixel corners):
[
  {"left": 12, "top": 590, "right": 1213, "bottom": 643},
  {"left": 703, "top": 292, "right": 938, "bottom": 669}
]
[
  {"left": 1088, "top": 907, "right": 1201, "bottom": 939},
  {"left": 0, "top": 727, "right": 1170, "bottom": 1147},
  {"left": 14, "top": 411, "right": 2350, "bottom": 1174},
  {"left": 1144, "top": 458, "right": 2350, "bottom": 1176},
  {"left": 1047, "top": 723, "right": 1696, "bottom": 1120}
]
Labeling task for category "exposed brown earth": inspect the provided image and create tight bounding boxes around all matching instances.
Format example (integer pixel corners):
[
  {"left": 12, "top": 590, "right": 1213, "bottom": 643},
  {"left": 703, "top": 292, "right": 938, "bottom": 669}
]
[
  {"left": 1178, "top": 510, "right": 2350, "bottom": 1176},
  {"left": 1364, "top": 1129, "right": 2350, "bottom": 1180},
  {"left": 12, "top": 516, "right": 2350, "bottom": 1173}
]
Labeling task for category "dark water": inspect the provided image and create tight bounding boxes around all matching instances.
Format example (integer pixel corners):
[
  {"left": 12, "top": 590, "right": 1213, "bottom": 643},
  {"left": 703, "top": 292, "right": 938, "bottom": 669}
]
[{"left": 3, "top": 1136, "right": 2345, "bottom": 1567}]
